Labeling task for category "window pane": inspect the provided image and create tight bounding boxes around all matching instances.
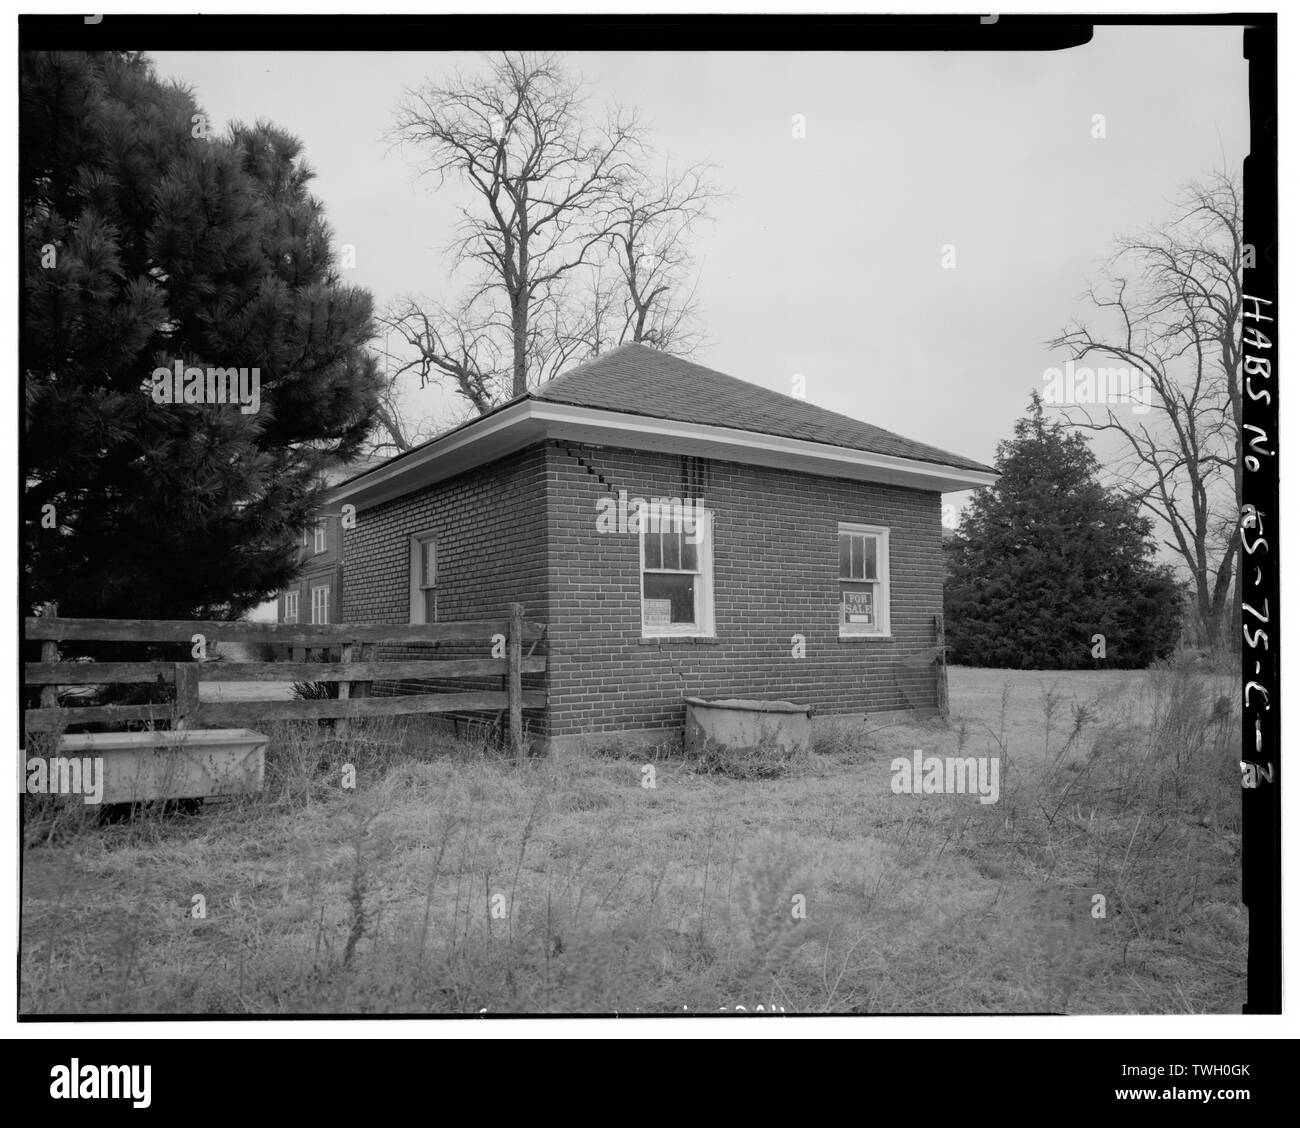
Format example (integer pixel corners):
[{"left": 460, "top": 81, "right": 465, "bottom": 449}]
[
  {"left": 662, "top": 530, "right": 680, "bottom": 570},
  {"left": 422, "top": 539, "right": 436, "bottom": 585},
  {"left": 862, "top": 536, "right": 877, "bottom": 580},
  {"left": 644, "top": 531, "right": 661, "bottom": 569},
  {"left": 842, "top": 584, "right": 875, "bottom": 626},
  {"left": 644, "top": 572, "right": 695, "bottom": 625},
  {"left": 680, "top": 535, "right": 698, "bottom": 571},
  {"left": 423, "top": 588, "right": 437, "bottom": 623},
  {"left": 851, "top": 535, "right": 864, "bottom": 579},
  {"left": 839, "top": 533, "right": 851, "bottom": 578}
]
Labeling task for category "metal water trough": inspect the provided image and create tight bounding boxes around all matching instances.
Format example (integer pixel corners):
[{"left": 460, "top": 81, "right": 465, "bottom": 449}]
[
  {"left": 53, "top": 729, "right": 268, "bottom": 805},
  {"left": 683, "top": 697, "right": 814, "bottom": 758}
]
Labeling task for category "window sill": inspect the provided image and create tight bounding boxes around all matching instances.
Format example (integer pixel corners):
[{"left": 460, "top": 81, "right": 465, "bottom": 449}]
[{"left": 838, "top": 632, "right": 894, "bottom": 642}]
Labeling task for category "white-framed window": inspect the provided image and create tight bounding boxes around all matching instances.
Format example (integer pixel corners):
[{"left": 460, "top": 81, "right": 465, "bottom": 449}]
[
  {"left": 408, "top": 531, "right": 438, "bottom": 624},
  {"left": 313, "top": 519, "right": 328, "bottom": 555},
  {"left": 641, "top": 508, "right": 714, "bottom": 637},
  {"left": 838, "top": 523, "right": 890, "bottom": 637},
  {"left": 283, "top": 591, "right": 299, "bottom": 624},
  {"left": 310, "top": 584, "right": 330, "bottom": 625},
  {"left": 301, "top": 527, "right": 309, "bottom": 548}
]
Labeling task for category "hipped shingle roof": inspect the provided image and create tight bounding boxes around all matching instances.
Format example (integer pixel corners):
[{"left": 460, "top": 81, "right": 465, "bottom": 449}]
[{"left": 533, "top": 343, "right": 993, "bottom": 474}]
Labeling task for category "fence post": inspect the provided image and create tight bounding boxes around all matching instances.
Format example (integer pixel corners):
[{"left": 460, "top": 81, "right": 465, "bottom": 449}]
[
  {"left": 352, "top": 642, "right": 375, "bottom": 743},
  {"left": 173, "top": 662, "right": 199, "bottom": 730},
  {"left": 38, "top": 603, "right": 59, "bottom": 712},
  {"left": 935, "top": 613, "right": 949, "bottom": 720},
  {"left": 336, "top": 641, "right": 354, "bottom": 739},
  {"left": 353, "top": 644, "right": 373, "bottom": 700},
  {"left": 508, "top": 603, "right": 525, "bottom": 764}
]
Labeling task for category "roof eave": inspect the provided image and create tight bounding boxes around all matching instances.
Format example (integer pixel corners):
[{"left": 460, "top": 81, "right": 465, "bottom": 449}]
[{"left": 328, "top": 400, "right": 996, "bottom": 510}]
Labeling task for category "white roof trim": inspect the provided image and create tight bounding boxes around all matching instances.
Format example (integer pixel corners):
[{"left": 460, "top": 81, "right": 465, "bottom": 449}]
[
  {"left": 531, "top": 402, "right": 997, "bottom": 493},
  {"left": 331, "top": 399, "right": 995, "bottom": 510}
]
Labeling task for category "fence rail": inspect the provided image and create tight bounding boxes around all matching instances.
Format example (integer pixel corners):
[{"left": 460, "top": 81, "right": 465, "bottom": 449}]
[
  {"left": 24, "top": 657, "right": 548, "bottom": 685},
  {"left": 23, "top": 605, "right": 545, "bottom": 761},
  {"left": 23, "top": 616, "right": 545, "bottom": 645}
]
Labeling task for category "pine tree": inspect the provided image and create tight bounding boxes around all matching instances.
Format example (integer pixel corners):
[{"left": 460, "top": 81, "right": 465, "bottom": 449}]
[
  {"left": 944, "top": 392, "right": 1183, "bottom": 669},
  {"left": 22, "top": 51, "right": 381, "bottom": 621}
]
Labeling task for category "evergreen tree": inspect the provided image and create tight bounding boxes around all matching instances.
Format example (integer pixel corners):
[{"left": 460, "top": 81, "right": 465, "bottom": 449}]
[
  {"left": 22, "top": 51, "right": 381, "bottom": 621},
  {"left": 944, "top": 392, "right": 1183, "bottom": 669}
]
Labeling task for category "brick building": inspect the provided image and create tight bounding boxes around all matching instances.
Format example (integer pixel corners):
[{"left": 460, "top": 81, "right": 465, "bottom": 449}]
[
  {"left": 279, "top": 492, "right": 344, "bottom": 629},
  {"left": 276, "top": 459, "right": 383, "bottom": 629},
  {"left": 280, "top": 344, "right": 995, "bottom": 752}
]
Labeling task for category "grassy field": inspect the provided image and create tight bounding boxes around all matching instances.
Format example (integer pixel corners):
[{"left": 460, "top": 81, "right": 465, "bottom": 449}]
[{"left": 20, "top": 661, "right": 1244, "bottom": 1015}]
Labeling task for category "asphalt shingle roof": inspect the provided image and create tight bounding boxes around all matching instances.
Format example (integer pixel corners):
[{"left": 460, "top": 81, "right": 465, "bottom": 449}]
[{"left": 533, "top": 343, "right": 993, "bottom": 474}]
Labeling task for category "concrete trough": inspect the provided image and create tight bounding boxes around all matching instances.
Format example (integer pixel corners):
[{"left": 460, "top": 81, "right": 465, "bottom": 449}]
[
  {"left": 683, "top": 697, "right": 814, "bottom": 758},
  {"left": 51, "top": 728, "right": 268, "bottom": 805}
]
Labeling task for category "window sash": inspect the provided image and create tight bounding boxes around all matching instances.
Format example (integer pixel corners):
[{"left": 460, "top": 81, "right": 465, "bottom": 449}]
[
  {"left": 644, "top": 526, "right": 699, "bottom": 573},
  {"left": 839, "top": 531, "right": 878, "bottom": 581},
  {"left": 310, "top": 585, "right": 330, "bottom": 625},
  {"left": 838, "top": 524, "right": 889, "bottom": 636},
  {"left": 409, "top": 532, "right": 438, "bottom": 624},
  {"left": 643, "top": 572, "right": 696, "bottom": 627},
  {"left": 313, "top": 521, "right": 327, "bottom": 554},
  {"left": 840, "top": 580, "right": 879, "bottom": 627},
  {"left": 641, "top": 511, "right": 712, "bottom": 635},
  {"left": 284, "top": 592, "right": 299, "bottom": 624}
]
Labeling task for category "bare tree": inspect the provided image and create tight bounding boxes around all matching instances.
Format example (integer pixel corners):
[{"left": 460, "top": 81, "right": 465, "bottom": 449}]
[
  {"left": 527, "top": 280, "right": 616, "bottom": 382},
  {"left": 380, "top": 296, "right": 505, "bottom": 420},
  {"left": 1048, "top": 172, "right": 1243, "bottom": 649},
  {"left": 369, "top": 382, "right": 419, "bottom": 457},
  {"left": 366, "top": 347, "right": 441, "bottom": 459},
  {"left": 595, "top": 161, "right": 720, "bottom": 352},
  {"left": 387, "top": 52, "right": 643, "bottom": 408}
]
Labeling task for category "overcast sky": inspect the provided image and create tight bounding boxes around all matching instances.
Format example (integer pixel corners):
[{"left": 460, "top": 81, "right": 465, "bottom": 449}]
[{"left": 151, "top": 28, "right": 1248, "bottom": 506}]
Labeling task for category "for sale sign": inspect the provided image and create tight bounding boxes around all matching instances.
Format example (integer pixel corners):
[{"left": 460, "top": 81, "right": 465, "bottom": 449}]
[
  {"left": 844, "top": 590, "right": 874, "bottom": 624},
  {"left": 644, "top": 599, "right": 672, "bottom": 626}
]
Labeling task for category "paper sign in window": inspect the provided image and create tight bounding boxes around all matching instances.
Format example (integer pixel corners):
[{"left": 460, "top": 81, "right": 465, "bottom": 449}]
[
  {"left": 643, "top": 598, "right": 673, "bottom": 626},
  {"left": 843, "top": 589, "right": 875, "bottom": 624}
]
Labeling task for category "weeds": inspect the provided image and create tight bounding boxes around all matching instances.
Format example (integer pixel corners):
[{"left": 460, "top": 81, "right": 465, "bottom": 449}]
[
  {"left": 685, "top": 721, "right": 809, "bottom": 780},
  {"left": 19, "top": 664, "right": 1243, "bottom": 1015}
]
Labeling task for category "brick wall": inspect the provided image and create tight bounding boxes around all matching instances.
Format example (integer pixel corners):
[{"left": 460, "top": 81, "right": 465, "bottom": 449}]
[
  {"left": 542, "top": 441, "right": 944, "bottom": 737},
  {"left": 280, "top": 563, "right": 342, "bottom": 626},
  {"left": 278, "top": 507, "right": 345, "bottom": 624},
  {"left": 336, "top": 438, "right": 945, "bottom": 741},
  {"left": 340, "top": 445, "right": 549, "bottom": 718},
  {"left": 342, "top": 445, "right": 548, "bottom": 626}
]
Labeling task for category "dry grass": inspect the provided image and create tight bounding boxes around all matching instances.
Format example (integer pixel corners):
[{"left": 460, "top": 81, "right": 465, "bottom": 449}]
[{"left": 19, "top": 662, "right": 1244, "bottom": 1015}]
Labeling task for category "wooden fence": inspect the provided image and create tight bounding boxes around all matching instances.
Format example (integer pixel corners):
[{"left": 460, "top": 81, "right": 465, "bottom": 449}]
[{"left": 24, "top": 604, "right": 547, "bottom": 762}]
